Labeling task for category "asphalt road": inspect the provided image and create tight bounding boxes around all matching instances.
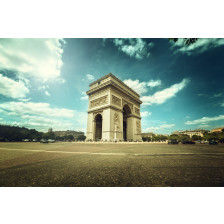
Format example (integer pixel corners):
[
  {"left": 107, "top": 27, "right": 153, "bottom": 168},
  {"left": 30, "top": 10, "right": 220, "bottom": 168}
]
[{"left": 0, "top": 142, "right": 224, "bottom": 187}]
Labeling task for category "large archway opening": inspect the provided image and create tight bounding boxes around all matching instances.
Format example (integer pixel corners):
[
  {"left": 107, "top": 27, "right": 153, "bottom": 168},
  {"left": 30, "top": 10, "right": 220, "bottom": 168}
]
[
  {"left": 95, "top": 114, "right": 102, "bottom": 141},
  {"left": 123, "top": 105, "right": 131, "bottom": 141}
]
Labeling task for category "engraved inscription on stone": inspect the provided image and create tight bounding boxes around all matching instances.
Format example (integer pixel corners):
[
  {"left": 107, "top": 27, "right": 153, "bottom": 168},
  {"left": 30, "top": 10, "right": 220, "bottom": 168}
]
[
  {"left": 112, "top": 95, "right": 121, "bottom": 107},
  {"left": 90, "top": 95, "right": 108, "bottom": 108},
  {"left": 136, "top": 120, "right": 141, "bottom": 134},
  {"left": 135, "top": 107, "right": 140, "bottom": 115}
]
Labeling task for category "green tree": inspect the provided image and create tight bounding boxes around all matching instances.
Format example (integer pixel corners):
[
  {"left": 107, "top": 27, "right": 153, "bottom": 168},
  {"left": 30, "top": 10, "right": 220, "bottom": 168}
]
[
  {"left": 77, "top": 135, "right": 86, "bottom": 141},
  {"left": 192, "top": 135, "right": 202, "bottom": 141}
]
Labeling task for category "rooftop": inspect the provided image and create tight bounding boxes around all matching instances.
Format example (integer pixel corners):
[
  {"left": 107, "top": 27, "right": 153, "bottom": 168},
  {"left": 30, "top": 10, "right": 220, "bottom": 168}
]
[{"left": 89, "top": 73, "right": 140, "bottom": 97}]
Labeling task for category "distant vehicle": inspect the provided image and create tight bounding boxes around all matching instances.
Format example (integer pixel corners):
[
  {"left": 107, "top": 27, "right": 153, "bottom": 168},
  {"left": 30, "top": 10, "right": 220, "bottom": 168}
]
[
  {"left": 23, "top": 139, "right": 30, "bottom": 142},
  {"left": 209, "top": 140, "right": 218, "bottom": 145},
  {"left": 181, "top": 140, "right": 195, "bottom": 144},
  {"left": 40, "top": 139, "right": 49, "bottom": 143},
  {"left": 48, "top": 139, "right": 55, "bottom": 143},
  {"left": 168, "top": 139, "right": 178, "bottom": 144}
]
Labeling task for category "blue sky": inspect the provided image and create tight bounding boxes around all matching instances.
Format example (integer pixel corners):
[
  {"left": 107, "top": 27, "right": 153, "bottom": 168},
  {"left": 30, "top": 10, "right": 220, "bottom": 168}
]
[{"left": 0, "top": 38, "right": 224, "bottom": 134}]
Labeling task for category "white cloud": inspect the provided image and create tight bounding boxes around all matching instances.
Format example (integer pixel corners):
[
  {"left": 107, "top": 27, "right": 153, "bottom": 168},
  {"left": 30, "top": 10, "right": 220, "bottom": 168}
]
[
  {"left": 185, "top": 115, "right": 224, "bottom": 125},
  {"left": 18, "top": 98, "right": 31, "bottom": 102},
  {"left": 0, "top": 101, "right": 74, "bottom": 118},
  {"left": 147, "top": 80, "right": 161, "bottom": 88},
  {"left": 141, "top": 78, "right": 190, "bottom": 105},
  {"left": 81, "top": 95, "right": 88, "bottom": 100},
  {"left": 86, "top": 74, "right": 95, "bottom": 81},
  {"left": 0, "top": 38, "right": 65, "bottom": 82},
  {"left": 0, "top": 101, "right": 87, "bottom": 132},
  {"left": 211, "top": 92, "right": 222, "bottom": 98},
  {"left": 141, "top": 111, "right": 152, "bottom": 117},
  {"left": 113, "top": 38, "right": 154, "bottom": 60},
  {"left": 197, "top": 124, "right": 211, "bottom": 128},
  {"left": 81, "top": 91, "right": 88, "bottom": 100},
  {"left": 171, "top": 38, "right": 224, "bottom": 55},
  {"left": 143, "top": 124, "right": 175, "bottom": 132},
  {"left": 38, "top": 85, "right": 49, "bottom": 91},
  {"left": 45, "top": 91, "right": 51, "bottom": 96},
  {"left": 123, "top": 79, "right": 147, "bottom": 95},
  {"left": 0, "top": 74, "right": 29, "bottom": 98}
]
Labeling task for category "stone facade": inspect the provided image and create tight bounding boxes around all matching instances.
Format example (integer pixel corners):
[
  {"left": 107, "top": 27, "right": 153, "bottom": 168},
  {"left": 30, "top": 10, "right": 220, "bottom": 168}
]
[{"left": 86, "top": 73, "right": 142, "bottom": 141}]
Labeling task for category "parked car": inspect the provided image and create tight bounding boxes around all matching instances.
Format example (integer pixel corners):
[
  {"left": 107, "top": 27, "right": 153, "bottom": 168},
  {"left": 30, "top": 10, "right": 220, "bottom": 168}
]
[
  {"left": 40, "top": 139, "right": 49, "bottom": 143},
  {"left": 48, "top": 139, "right": 55, "bottom": 143},
  {"left": 209, "top": 140, "right": 218, "bottom": 145},
  {"left": 181, "top": 140, "right": 195, "bottom": 144},
  {"left": 168, "top": 139, "right": 178, "bottom": 144}
]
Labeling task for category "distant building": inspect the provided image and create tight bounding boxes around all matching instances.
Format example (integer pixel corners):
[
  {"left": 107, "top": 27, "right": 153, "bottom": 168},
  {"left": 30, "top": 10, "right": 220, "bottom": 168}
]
[
  {"left": 171, "top": 129, "right": 209, "bottom": 138},
  {"left": 48, "top": 128, "right": 53, "bottom": 133},
  {"left": 54, "top": 130, "right": 84, "bottom": 138},
  {"left": 141, "top": 132, "right": 155, "bottom": 138},
  {"left": 211, "top": 127, "right": 224, "bottom": 133}
]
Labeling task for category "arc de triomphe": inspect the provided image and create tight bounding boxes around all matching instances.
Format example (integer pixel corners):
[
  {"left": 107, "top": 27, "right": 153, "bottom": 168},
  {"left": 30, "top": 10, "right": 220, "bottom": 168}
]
[{"left": 86, "top": 73, "right": 142, "bottom": 141}]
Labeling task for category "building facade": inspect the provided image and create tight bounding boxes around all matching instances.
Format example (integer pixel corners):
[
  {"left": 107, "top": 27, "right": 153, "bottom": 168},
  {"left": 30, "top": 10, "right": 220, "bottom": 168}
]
[
  {"left": 171, "top": 129, "right": 208, "bottom": 138},
  {"left": 211, "top": 127, "right": 224, "bottom": 133},
  {"left": 86, "top": 73, "right": 142, "bottom": 141}
]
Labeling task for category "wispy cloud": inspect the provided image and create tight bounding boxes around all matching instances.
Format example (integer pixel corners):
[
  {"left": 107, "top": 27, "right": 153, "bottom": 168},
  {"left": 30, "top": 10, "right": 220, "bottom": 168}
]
[
  {"left": 211, "top": 92, "right": 222, "bottom": 98},
  {"left": 0, "top": 101, "right": 87, "bottom": 132},
  {"left": 0, "top": 38, "right": 65, "bottom": 82},
  {"left": 185, "top": 115, "right": 224, "bottom": 125},
  {"left": 81, "top": 91, "right": 88, "bottom": 100},
  {"left": 113, "top": 38, "right": 154, "bottom": 60},
  {"left": 141, "top": 78, "right": 190, "bottom": 105},
  {"left": 86, "top": 74, "right": 95, "bottom": 81},
  {"left": 147, "top": 80, "right": 161, "bottom": 88},
  {"left": 171, "top": 38, "right": 224, "bottom": 55},
  {"left": 45, "top": 91, "right": 51, "bottom": 96},
  {"left": 0, "top": 74, "right": 29, "bottom": 99},
  {"left": 0, "top": 101, "right": 74, "bottom": 118},
  {"left": 143, "top": 123, "right": 175, "bottom": 133},
  {"left": 38, "top": 85, "right": 49, "bottom": 91},
  {"left": 123, "top": 79, "right": 148, "bottom": 95},
  {"left": 141, "top": 111, "right": 152, "bottom": 117}
]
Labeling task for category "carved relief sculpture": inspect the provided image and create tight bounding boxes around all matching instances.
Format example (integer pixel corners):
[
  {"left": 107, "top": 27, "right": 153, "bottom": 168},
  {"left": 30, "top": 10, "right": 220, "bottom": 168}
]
[
  {"left": 135, "top": 107, "right": 140, "bottom": 115},
  {"left": 90, "top": 95, "right": 108, "bottom": 108},
  {"left": 114, "top": 113, "right": 120, "bottom": 130},
  {"left": 112, "top": 95, "right": 121, "bottom": 107},
  {"left": 136, "top": 120, "right": 141, "bottom": 134}
]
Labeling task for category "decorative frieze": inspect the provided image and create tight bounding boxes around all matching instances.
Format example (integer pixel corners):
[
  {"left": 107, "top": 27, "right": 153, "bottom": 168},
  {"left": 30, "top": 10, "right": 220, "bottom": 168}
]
[
  {"left": 135, "top": 107, "right": 140, "bottom": 115},
  {"left": 90, "top": 95, "right": 108, "bottom": 108},
  {"left": 112, "top": 95, "right": 121, "bottom": 107},
  {"left": 89, "top": 88, "right": 109, "bottom": 99}
]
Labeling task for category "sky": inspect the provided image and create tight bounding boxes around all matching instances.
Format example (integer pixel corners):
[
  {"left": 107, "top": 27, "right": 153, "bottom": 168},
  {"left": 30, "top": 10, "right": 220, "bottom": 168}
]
[{"left": 0, "top": 38, "right": 224, "bottom": 134}]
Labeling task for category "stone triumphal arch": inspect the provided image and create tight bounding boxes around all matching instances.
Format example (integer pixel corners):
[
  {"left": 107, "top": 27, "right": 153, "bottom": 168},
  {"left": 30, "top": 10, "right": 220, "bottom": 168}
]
[{"left": 86, "top": 73, "right": 142, "bottom": 141}]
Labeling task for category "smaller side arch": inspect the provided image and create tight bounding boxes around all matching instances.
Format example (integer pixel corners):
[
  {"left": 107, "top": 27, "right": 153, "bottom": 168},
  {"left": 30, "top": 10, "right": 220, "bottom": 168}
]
[{"left": 94, "top": 113, "right": 103, "bottom": 141}]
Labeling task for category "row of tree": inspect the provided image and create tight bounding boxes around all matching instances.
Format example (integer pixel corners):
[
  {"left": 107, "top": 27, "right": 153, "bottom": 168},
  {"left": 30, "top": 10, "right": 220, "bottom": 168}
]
[
  {"left": 142, "top": 132, "right": 224, "bottom": 142},
  {"left": 0, "top": 125, "right": 86, "bottom": 142}
]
